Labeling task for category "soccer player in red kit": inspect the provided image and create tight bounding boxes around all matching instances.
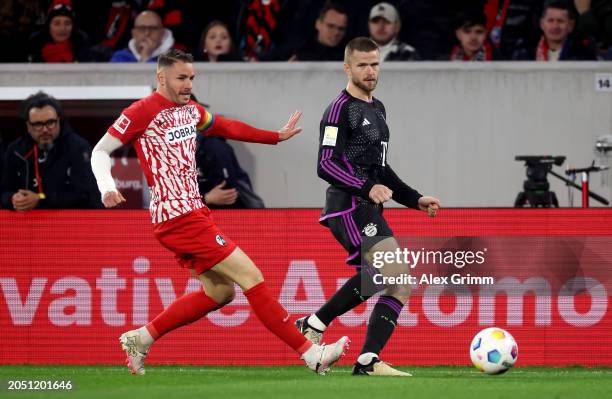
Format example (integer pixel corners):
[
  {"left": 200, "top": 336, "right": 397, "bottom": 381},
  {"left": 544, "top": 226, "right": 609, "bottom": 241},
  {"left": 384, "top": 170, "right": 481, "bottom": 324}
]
[{"left": 91, "top": 49, "right": 349, "bottom": 375}]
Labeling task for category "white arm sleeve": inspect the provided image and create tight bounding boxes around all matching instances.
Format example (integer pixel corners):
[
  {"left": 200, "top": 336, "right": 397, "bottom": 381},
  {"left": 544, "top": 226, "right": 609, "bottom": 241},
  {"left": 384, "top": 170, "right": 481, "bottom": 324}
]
[{"left": 91, "top": 133, "right": 123, "bottom": 200}]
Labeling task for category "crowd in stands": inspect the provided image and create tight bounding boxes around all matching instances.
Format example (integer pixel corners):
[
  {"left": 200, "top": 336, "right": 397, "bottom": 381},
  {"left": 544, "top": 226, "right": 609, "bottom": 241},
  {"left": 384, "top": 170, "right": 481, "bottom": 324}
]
[
  {"left": 1, "top": 0, "right": 610, "bottom": 211},
  {"left": 1, "top": 0, "right": 611, "bottom": 64}
]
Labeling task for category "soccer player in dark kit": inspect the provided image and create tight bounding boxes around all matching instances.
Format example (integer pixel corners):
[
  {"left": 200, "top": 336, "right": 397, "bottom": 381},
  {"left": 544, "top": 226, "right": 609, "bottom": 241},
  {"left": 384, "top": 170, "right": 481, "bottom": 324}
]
[{"left": 296, "top": 37, "right": 441, "bottom": 376}]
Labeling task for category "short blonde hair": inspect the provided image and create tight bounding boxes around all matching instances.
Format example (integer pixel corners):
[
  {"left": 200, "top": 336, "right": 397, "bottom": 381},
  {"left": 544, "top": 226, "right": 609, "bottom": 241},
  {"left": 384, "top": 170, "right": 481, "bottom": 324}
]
[{"left": 344, "top": 37, "right": 379, "bottom": 63}]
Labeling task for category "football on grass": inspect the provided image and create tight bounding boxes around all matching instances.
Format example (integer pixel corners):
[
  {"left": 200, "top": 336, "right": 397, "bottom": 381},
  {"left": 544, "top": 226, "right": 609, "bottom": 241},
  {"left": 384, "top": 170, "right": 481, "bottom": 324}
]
[{"left": 470, "top": 327, "right": 518, "bottom": 374}]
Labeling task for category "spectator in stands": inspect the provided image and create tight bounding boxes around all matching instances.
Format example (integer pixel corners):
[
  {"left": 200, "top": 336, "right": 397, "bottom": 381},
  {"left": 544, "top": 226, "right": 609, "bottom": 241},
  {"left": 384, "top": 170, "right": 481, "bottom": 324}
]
[
  {"left": 0, "top": 0, "right": 46, "bottom": 62},
  {"left": 145, "top": 0, "right": 196, "bottom": 52},
  {"left": 481, "top": 0, "right": 543, "bottom": 60},
  {"left": 27, "top": 0, "right": 91, "bottom": 63},
  {"left": 86, "top": 1, "right": 136, "bottom": 62},
  {"left": 0, "top": 92, "right": 101, "bottom": 211},
  {"left": 513, "top": 0, "right": 598, "bottom": 60},
  {"left": 110, "top": 10, "right": 175, "bottom": 63},
  {"left": 396, "top": 0, "right": 483, "bottom": 60},
  {"left": 450, "top": 11, "right": 500, "bottom": 61},
  {"left": 368, "top": 2, "right": 420, "bottom": 61},
  {"left": 194, "top": 20, "right": 242, "bottom": 62},
  {"left": 196, "top": 135, "right": 264, "bottom": 209},
  {"left": 574, "top": 0, "right": 612, "bottom": 57},
  {"left": 190, "top": 95, "right": 263, "bottom": 208},
  {"left": 290, "top": 2, "right": 348, "bottom": 61}
]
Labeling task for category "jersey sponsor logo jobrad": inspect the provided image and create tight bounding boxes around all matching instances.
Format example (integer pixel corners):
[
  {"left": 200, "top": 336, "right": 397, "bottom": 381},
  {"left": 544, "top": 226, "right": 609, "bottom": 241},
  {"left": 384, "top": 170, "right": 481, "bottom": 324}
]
[{"left": 166, "top": 124, "right": 197, "bottom": 143}]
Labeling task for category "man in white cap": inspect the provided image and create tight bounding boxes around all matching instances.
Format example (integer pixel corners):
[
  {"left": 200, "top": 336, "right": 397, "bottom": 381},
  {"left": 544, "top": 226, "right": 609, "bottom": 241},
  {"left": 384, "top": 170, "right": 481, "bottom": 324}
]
[{"left": 368, "top": 2, "right": 420, "bottom": 61}]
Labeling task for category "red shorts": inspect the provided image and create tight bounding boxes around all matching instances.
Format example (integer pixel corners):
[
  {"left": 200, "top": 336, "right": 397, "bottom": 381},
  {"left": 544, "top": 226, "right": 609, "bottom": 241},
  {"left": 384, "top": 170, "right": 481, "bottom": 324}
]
[{"left": 153, "top": 207, "right": 237, "bottom": 275}]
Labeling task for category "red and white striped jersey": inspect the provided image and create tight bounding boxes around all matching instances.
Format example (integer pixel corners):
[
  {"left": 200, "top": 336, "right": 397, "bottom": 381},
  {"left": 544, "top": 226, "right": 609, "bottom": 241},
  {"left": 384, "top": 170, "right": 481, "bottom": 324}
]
[{"left": 108, "top": 92, "right": 215, "bottom": 223}]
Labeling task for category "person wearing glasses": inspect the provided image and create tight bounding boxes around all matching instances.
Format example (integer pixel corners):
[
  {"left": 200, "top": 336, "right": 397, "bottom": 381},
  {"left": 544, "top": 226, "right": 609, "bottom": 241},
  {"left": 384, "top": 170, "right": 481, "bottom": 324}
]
[
  {"left": 289, "top": 2, "right": 348, "bottom": 61},
  {"left": 0, "top": 91, "right": 100, "bottom": 211},
  {"left": 110, "top": 10, "right": 175, "bottom": 63}
]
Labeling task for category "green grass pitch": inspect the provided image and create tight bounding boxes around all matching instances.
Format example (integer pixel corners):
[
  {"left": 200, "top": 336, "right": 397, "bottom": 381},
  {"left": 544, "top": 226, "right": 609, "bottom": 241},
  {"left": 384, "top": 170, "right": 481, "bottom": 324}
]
[{"left": 1, "top": 365, "right": 611, "bottom": 399}]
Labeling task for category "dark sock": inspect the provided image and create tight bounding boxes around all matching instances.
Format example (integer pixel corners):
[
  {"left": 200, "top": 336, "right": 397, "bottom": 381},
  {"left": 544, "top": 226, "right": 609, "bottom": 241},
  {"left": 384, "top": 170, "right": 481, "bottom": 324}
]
[
  {"left": 360, "top": 296, "right": 403, "bottom": 356},
  {"left": 315, "top": 267, "right": 382, "bottom": 326}
]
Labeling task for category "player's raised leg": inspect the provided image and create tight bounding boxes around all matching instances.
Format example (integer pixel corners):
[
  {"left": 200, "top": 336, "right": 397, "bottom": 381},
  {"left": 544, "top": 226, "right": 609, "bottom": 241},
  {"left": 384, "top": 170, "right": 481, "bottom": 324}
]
[
  {"left": 120, "top": 270, "right": 235, "bottom": 375},
  {"left": 210, "top": 246, "right": 350, "bottom": 374}
]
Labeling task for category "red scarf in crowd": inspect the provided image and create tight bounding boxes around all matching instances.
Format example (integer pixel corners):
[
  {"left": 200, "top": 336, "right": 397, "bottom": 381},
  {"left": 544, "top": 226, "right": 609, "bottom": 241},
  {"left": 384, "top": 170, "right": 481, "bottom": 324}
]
[
  {"left": 41, "top": 41, "right": 74, "bottom": 62},
  {"left": 535, "top": 36, "right": 569, "bottom": 61},
  {"left": 450, "top": 41, "right": 493, "bottom": 61},
  {"left": 22, "top": 145, "right": 45, "bottom": 195},
  {"left": 484, "top": 0, "right": 511, "bottom": 48},
  {"left": 535, "top": 37, "right": 550, "bottom": 61}
]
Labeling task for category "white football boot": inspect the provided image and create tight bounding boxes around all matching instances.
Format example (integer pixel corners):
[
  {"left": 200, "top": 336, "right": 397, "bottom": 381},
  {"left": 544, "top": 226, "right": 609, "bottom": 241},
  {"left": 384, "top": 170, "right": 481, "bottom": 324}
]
[
  {"left": 301, "top": 336, "right": 350, "bottom": 375},
  {"left": 352, "top": 358, "right": 412, "bottom": 376},
  {"left": 119, "top": 330, "right": 148, "bottom": 375}
]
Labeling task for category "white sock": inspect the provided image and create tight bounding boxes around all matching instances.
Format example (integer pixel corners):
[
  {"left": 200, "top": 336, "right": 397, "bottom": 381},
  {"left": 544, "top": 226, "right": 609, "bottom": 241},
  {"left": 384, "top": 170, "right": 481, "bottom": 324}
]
[
  {"left": 357, "top": 352, "right": 378, "bottom": 365},
  {"left": 137, "top": 326, "right": 154, "bottom": 351},
  {"left": 307, "top": 314, "right": 327, "bottom": 331}
]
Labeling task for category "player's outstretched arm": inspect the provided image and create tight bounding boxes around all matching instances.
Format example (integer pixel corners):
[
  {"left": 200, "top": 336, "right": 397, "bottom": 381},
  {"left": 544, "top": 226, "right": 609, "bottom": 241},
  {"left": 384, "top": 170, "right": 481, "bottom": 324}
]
[
  {"left": 91, "top": 133, "right": 126, "bottom": 208},
  {"left": 278, "top": 111, "right": 302, "bottom": 141},
  {"left": 204, "top": 111, "right": 302, "bottom": 145}
]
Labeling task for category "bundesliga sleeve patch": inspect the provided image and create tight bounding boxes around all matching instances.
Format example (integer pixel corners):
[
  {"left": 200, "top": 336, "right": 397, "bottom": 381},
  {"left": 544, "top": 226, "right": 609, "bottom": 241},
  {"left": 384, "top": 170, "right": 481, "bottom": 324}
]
[
  {"left": 113, "top": 114, "right": 131, "bottom": 134},
  {"left": 322, "top": 126, "right": 338, "bottom": 146}
]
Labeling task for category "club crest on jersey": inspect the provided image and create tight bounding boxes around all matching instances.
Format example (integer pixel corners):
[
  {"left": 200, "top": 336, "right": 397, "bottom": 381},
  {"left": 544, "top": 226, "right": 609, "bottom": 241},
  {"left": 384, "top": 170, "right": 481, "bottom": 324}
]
[
  {"left": 167, "top": 124, "right": 197, "bottom": 143},
  {"left": 216, "top": 235, "right": 227, "bottom": 246},
  {"left": 113, "top": 114, "right": 131, "bottom": 134},
  {"left": 362, "top": 223, "right": 378, "bottom": 237}
]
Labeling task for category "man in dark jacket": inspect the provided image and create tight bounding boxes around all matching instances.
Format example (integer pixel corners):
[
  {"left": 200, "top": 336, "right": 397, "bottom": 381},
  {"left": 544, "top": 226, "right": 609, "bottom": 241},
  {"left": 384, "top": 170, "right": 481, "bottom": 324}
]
[
  {"left": 368, "top": 2, "right": 420, "bottom": 61},
  {"left": 1, "top": 91, "right": 101, "bottom": 211},
  {"left": 290, "top": 2, "right": 348, "bottom": 61},
  {"left": 195, "top": 135, "right": 264, "bottom": 209},
  {"left": 513, "top": 0, "right": 598, "bottom": 60}
]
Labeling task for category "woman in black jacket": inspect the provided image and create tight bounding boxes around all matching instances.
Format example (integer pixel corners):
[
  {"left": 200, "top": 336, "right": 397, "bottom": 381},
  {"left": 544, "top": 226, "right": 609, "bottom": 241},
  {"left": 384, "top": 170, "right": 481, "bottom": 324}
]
[{"left": 28, "top": 1, "right": 91, "bottom": 63}]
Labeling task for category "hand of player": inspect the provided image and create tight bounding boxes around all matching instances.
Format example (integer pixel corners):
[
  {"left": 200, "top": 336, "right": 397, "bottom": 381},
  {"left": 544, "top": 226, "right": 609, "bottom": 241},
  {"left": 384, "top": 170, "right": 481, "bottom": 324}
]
[
  {"left": 278, "top": 111, "right": 302, "bottom": 142},
  {"left": 369, "top": 184, "right": 393, "bottom": 204},
  {"left": 12, "top": 189, "right": 40, "bottom": 211},
  {"left": 418, "top": 196, "right": 441, "bottom": 217},
  {"left": 102, "top": 190, "right": 127, "bottom": 208},
  {"left": 204, "top": 181, "right": 238, "bottom": 205}
]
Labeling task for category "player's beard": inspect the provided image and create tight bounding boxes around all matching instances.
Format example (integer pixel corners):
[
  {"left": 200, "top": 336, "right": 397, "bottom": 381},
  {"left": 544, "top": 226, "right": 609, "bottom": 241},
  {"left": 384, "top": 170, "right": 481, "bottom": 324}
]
[{"left": 353, "top": 76, "right": 378, "bottom": 96}]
